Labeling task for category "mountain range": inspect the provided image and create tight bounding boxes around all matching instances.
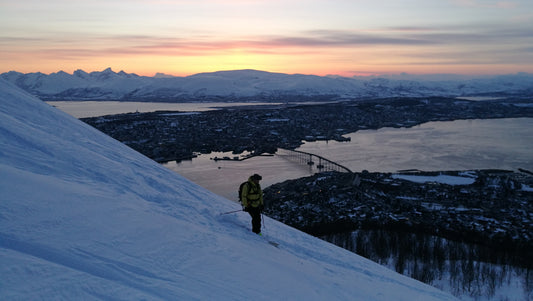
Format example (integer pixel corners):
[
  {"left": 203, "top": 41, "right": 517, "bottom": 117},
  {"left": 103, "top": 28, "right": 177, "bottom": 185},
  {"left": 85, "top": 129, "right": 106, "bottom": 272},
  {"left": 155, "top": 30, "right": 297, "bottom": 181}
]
[
  {"left": 2, "top": 68, "right": 532, "bottom": 101},
  {"left": 0, "top": 79, "right": 458, "bottom": 299}
]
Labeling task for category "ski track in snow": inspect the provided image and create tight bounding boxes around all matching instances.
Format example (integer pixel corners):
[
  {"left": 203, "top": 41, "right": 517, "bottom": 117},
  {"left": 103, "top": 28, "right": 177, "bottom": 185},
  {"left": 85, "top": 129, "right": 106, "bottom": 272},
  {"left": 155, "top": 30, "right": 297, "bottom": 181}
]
[
  {"left": 217, "top": 212, "right": 453, "bottom": 300},
  {"left": 0, "top": 234, "right": 178, "bottom": 299}
]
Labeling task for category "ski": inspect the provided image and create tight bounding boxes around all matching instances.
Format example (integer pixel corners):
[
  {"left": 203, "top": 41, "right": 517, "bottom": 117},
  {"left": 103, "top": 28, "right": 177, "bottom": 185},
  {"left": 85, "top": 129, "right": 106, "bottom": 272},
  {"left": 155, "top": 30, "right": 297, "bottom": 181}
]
[{"left": 268, "top": 240, "right": 280, "bottom": 248}]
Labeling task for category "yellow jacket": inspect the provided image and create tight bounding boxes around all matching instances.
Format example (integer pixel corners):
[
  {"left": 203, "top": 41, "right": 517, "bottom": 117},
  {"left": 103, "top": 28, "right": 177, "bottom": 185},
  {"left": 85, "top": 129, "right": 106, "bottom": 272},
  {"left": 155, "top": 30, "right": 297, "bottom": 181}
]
[{"left": 242, "top": 177, "right": 263, "bottom": 208}]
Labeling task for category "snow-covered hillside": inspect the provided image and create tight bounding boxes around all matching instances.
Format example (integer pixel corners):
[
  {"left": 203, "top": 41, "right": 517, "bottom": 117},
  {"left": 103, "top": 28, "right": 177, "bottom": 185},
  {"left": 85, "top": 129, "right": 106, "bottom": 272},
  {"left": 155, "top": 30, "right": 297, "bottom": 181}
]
[
  {"left": 2, "top": 68, "right": 532, "bottom": 101},
  {"left": 0, "top": 79, "right": 457, "bottom": 300}
]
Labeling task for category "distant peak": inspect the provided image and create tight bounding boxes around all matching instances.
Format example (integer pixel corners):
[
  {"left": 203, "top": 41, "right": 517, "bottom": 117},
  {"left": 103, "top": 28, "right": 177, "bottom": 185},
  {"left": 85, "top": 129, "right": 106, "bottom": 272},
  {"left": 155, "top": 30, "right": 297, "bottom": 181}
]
[
  {"left": 154, "top": 72, "right": 175, "bottom": 78},
  {"left": 73, "top": 69, "right": 89, "bottom": 78},
  {"left": 118, "top": 70, "right": 139, "bottom": 78},
  {"left": 89, "top": 67, "right": 118, "bottom": 80},
  {"left": 189, "top": 69, "right": 280, "bottom": 79}
]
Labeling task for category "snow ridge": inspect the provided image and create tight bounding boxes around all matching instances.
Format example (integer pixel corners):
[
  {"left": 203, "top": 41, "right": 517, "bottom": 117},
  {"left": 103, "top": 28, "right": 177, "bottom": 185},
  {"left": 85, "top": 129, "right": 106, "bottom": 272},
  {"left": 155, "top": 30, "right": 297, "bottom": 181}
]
[
  {"left": 0, "top": 79, "right": 456, "bottom": 300},
  {"left": 2, "top": 68, "right": 532, "bottom": 101}
]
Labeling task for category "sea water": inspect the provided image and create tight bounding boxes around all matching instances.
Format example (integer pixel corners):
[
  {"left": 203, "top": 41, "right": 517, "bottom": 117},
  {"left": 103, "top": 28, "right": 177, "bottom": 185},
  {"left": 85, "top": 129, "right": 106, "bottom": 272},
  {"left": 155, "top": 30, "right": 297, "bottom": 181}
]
[{"left": 165, "top": 118, "right": 533, "bottom": 199}]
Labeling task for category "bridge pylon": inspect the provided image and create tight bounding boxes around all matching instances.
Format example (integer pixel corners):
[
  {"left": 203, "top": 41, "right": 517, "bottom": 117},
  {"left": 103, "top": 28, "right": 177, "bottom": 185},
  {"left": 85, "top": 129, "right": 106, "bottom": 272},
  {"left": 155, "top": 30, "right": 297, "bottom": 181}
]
[{"left": 276, "top": 148, "right": 353, "bottom": 174}]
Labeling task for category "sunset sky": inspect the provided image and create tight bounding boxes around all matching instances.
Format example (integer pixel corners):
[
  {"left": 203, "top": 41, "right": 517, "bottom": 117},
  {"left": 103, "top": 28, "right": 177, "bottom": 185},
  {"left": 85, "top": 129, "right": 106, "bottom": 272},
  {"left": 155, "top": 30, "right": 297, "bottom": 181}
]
[{"left": 1, "top": 0, "right": 532, "bottom": 77}]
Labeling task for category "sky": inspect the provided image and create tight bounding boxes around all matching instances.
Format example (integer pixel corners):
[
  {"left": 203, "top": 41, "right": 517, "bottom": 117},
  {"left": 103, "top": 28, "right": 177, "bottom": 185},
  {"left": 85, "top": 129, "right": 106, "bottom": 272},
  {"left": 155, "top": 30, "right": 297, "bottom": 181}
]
[{"left": 1, "top": 0, "right": 532, "bottom": 77}]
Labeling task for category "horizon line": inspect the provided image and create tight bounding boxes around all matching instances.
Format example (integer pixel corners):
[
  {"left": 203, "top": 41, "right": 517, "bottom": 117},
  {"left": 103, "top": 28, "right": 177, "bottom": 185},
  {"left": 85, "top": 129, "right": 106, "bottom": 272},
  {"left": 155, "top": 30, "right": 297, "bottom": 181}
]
[{"left": 3, "top": 67, "right": 532, "bottom": 79}]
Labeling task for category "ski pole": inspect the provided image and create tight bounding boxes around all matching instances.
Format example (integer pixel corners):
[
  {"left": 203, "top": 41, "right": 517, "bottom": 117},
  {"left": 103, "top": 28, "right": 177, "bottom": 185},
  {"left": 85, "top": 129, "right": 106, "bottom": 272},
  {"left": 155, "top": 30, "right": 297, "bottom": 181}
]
[{"left": 220, "top": 209, "right": 242, "bottom": 215}]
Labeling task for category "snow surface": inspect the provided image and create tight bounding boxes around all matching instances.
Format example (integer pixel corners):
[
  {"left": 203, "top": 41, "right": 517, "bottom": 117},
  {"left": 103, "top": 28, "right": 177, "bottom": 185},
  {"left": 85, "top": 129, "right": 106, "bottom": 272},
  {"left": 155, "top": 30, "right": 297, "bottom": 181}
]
[
  {"left": 0, "top": 79, "right": 457, "bottom": 300},
  {"left": 522, "top": 184, "right": 533, "bottom": 192},
  {"left": 391, "top": 174, "right": 477, "bottom": 185}
]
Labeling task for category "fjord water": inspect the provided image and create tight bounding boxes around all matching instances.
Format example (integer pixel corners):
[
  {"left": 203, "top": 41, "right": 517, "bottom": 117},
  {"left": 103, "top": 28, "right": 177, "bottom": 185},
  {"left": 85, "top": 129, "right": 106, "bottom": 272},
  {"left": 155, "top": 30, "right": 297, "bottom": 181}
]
[
  {"left": 46, "top": 100, "right": 282, "bottom": 118},
  {"left": 298, "top": 118, "right": 533, "bottom": 173},
  {"left": 47, "top": 100, "right": 532, "bottom": 198},
  {"left": 165, "top": 118, "right": 533, "bottom": 199}
]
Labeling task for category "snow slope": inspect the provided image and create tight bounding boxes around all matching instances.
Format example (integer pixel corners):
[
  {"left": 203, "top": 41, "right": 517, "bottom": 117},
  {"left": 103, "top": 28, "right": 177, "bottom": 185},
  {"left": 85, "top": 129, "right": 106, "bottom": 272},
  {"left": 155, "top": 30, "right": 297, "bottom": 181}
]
[{"left": 0, "top": 79, "right": 457, "bottom": 300}]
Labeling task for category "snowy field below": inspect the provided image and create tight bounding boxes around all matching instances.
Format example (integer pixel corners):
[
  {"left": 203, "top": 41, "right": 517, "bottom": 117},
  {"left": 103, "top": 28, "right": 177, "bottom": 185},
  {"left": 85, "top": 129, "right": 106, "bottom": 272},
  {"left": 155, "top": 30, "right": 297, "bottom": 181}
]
[{"left": 391, "top": 173, "right": 477, "bottom": 185}]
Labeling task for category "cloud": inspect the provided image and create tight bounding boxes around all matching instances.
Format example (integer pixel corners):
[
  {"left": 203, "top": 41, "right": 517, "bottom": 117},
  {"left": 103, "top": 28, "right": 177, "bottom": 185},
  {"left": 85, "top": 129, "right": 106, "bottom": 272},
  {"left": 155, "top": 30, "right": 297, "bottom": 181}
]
[
  {"left": 450, "top": 0, "right": 518, "bottom": 8},
  {"left": 2, "top": 24, "right": 529, "bottom": 56},
  {"left": 273, "top": 30, "right": 435, "bottom": 47},
  {"left": 1, "top": 24, "right": 531, "bottom": 75},
  {"left": 0, "top": 30, "right": 438, "bottom": 59}
]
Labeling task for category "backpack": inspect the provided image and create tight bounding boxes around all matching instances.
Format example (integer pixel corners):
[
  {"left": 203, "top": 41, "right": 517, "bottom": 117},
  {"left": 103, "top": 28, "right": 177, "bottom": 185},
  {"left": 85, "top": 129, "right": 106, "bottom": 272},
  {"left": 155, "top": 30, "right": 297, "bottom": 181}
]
[{"left": 238, "top": 181, "right": 248, "bottom": 203}]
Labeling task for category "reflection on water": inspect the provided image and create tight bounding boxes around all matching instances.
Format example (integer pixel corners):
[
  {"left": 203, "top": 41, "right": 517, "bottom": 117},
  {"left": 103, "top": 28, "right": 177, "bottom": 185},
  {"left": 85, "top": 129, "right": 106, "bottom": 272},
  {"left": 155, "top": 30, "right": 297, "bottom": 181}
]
[
  {"left": 298, "top": 118, "right": 533, "bottom": 172},
  {"left": 166, "top": 118, "right": 533, "bottom": 200},
  {"left": 164, "top": 153, "right": 314, "bottom": 200}
]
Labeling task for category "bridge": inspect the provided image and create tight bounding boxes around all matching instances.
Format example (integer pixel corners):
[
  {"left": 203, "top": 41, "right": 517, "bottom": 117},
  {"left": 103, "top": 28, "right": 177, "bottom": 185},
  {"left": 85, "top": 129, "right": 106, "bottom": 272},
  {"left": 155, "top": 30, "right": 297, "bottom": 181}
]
[{"left": 276, "top": 148, "right": 353, "bottom": 174}]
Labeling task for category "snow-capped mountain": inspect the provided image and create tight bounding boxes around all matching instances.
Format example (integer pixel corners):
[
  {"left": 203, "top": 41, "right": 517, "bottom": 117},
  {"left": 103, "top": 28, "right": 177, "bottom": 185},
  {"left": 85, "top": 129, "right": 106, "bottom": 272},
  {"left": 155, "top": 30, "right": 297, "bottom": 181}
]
[
  {"left": 0, "top": 79, "right": 457, "bottom": 300},
  {"left": 2, "top": 68, "right": 532, "bottom": 101}
]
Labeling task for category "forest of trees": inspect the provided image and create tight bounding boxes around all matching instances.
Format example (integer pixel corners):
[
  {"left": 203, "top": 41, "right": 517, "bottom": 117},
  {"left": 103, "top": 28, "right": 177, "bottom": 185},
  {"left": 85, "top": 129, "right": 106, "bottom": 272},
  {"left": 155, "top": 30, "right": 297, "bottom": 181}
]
[{"left": 322, "top": 230, "right": 533, "bottom": 299}]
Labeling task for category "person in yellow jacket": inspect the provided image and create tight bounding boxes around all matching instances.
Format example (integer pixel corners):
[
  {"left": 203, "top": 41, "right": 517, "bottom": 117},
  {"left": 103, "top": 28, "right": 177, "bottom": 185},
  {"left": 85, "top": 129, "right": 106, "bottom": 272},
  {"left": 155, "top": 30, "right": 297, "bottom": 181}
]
[{"left": 242, "top": 174, "right": 264, "bottom": 234}]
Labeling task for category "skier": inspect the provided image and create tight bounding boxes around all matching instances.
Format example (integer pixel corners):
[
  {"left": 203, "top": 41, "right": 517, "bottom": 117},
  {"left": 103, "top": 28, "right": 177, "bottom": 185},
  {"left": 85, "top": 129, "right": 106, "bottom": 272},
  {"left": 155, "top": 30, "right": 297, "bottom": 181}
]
[{"left": 241, "top": 174, "right": 264, "bottom": 234}]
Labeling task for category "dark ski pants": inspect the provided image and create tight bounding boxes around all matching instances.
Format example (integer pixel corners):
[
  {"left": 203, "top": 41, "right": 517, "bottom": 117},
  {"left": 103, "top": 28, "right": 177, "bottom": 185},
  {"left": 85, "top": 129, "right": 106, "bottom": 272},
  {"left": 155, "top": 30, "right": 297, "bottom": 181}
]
[{"left": 247, "top": 207, "right": 262, "bottom": 234}]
